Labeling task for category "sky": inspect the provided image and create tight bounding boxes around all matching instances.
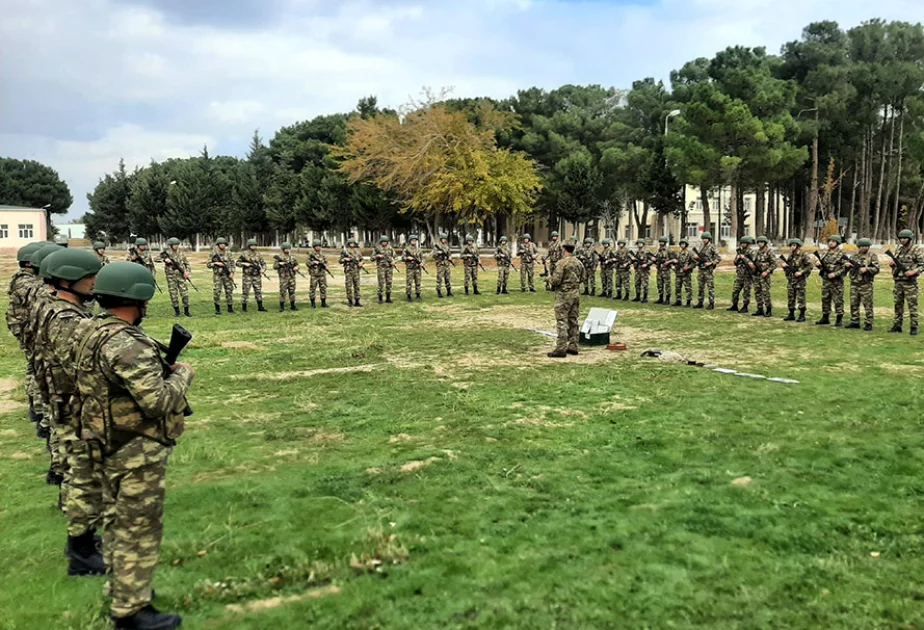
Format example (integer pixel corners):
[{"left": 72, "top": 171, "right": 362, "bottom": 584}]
[{"left": 1, "top": 0, "right": 922, "bottom": 221}]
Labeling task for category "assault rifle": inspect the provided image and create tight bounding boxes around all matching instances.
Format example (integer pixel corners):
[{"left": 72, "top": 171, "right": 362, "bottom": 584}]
[
  {"left": 131, "top": 246, "right": 162, "bottom": 292},
  {"left": 313, "top": 258, "right": 336, "bottom": 278},
  {"left": 210, "top": 253, "right": 238, "bottom": 289},
  {"left": 163, "top": 324, "right": 193, "bottom": 417},
  {"left": 340, "top": 256, "right": 370, "bottom": 274},
  {"left": 884, "top": 249, "right": 909, "bottom": 277},
  {"left": 734, "top": 249, "right": 760, "bottom": 277},
  {"left": 160, "top": 251, "right": 198, "bottom": 291},
  {"left": 237, "top": 256, "right": 271, "bottom": 281},
  {"left": 402, "top": 252, "right": 429, "bottom": 274},
  {"left": 813, "top": 250, "right": 832, "bottom": 277},
  {"left": 274, "top": 255, "right": 308, "bottom": 279},
  {"left": 778, "top": 255, "right": 794, "bottom": 277},
  {"left": 842, "top": 256, "right": 869, "bottom": 279}
]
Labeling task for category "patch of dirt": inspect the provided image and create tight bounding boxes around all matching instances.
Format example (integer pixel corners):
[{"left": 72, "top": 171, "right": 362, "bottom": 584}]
[
  {"left": 235, "top": 364, "right": 384, "bottom": 381},
  {"left": 597, "top": 395, "right": 651, "bottom": 412},
  {"left": 0, "top": 400, "right": 26, "bottom": 413},
  {"left": 231, "top": 412, "right": 282, "bottom": 425},
  {"left": 0, "top": 378, "right": 18, "bottom": 394},
  {"left": 400, "top": 457, "right": 441, "bottom": 472},
  {"left": 224, "top": 585, "right": 342, "bottom": 614},
  {"left": 221, "top": 341, "right": 263, "bottom": 350},
  {"left": 273, "top": 449, "right": 299, "bottom": 457},
  {"left": 309, "top": 430, "right": 345, "bottom": 444},
  {"left": 0, "top": 429, "right": 18, "bottom": 437},
  {"left": 511, "top": 417, "right": 574, "bottom": 429},
  {"left": 276, "top": 336, "right": 303, "bottom": 343},
  {"left": 731, "top": 476, "right": 753, "bottom": 487},
  {"left": 8, "top": 452, "right": 32, "bottom": 460},
  {"left": 388, "top": 434, "right": 414, "bottom": 444},
  {"left": 365, "top": 467, "right": 383, "bottom": 475}
]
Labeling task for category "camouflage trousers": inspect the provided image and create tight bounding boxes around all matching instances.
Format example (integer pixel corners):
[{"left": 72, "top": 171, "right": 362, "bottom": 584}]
[
  {"left": 57, "top": 418, "right": 103, "bottom": 537},
  {"left": 309, "top": 272, "right": 327, "bottom": 300},
  {"left": 581, "top": 265, "right": 597, "bottom": 292},
  {"left": 497, "top": 266, "right": 510, "bottom": 291},
  {"left": 464, "top": 265, "right": 479, "bottom": 289},
  {"left": 850, "top": 280, "right": 875, "bottom": 325},
  {"left": 616, "top": 269, "right": 631, "bottom": 296},
  {"left": 754, "top": 275, "right": 772, "bottom": 311},
  {"left": 732, "top": 273, "right": 753, "bottom": 306},
  {"left": 102, "top": 437, "right": 171, "bottom": 618},
  {"left": 635, "top": 268, "right": 650, "bottom": 296},
  {"left": 278, "top": 272, "right": 296, "bottom": 302},
  {"left": 657, "top": 269, "right": 672, "bottom": 301},
  {"left": 675, "top": 273, "right": 693, "bottom": 303},
  {"left": 821, "top": 278, "right": 845, "bottom": 316},
  {"left": 165, "top": 272, "right": 189, "bottom": 309},
  {"left": 241, "top": 274, "right": 263, "bottom": 303},
  {"left": 436, "top": 263, "right": 452, "bottom": 292},
  {"left": 553, "top": 293, "right": 580, "bottom": 353},
  {"left": 405, "top": 267, "right": 422, "bottom": 294},
  {"left": 48, "top": 407, "right": 67, "bottom": 479},
  {"left": 697, "top": 269, "right": 716, "bottom": 304},
  {"left": 212, "top": 274, "right": 234, "bottom": 305},
  {"left": 893, "top": 279, "right": 919, "bottom": 328},
  {"left": 520, "top": 263, "right": 535, "bottom": 290},
  {"left": 344, "top": 267, "right": 361, "bottom": 301},
  {"left": 377, "top": 266, "right": 394, "bottom": 296},
  {"left": 600, "top": 268, "right": 613, "bottom": 295},
  {"left": 787, "top": 277, "right": 807, "bottom": 311}
]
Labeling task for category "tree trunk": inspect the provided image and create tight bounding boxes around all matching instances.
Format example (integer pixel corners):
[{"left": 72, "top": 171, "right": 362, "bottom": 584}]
[
  {"left": 878, "top": 107, "right": 898, "bottom": 241},
  {"left": 755, "top": 185, "right": 765, "bottom": 238},
  {"left": 767, "top": 186, "right": 776, "bottom": 240},
  {"left": 701, "top": 185, "right": 712, "bottom": 237},
  {"left": 806, "top": 111, "right": 819, "bottom": 241},
  {"left": 892, "top": 109, "right": 905, "bottom": 240},
  {"left": 729, "top": 180, "right": 739, "bottom": 248},
  {"left": 859, "top": 129, "right": 870, "bottom": 235},
  {"left": 848, "top": 157, "right": 858, "bottom": 240},
  {"left": 872, "top": 108, "right": 892, "bottom": 241}
]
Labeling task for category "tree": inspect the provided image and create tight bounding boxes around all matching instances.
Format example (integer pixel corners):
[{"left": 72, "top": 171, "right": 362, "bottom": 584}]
[
  {"left": 85, "top": 158, "right": 134, "bottom": 243},
  {"left": 159, "top": 148, "right": 234, "bottom": 241},
  {"left": 0, "top": 158, "right": 73, "bottom": 234}
]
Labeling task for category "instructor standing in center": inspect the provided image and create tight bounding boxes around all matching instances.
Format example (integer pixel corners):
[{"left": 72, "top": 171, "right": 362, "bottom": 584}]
[{"left": 546, "top": 243, "right": 584, "bottom": 358}]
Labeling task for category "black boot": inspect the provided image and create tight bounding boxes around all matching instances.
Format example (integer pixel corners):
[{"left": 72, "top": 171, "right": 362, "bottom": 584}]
[
  {"left": 583, "top": 287, "right": 589, "bottom": 296},
  {"left": 655, "top": 295, "right": 663, "bottom": 304},
  {"left": 215, "top": 303, "right": 221, "bottom": 315},
  {"left": 764, "top": 307, "right": 772, "bottom": 318},
  {"left": 529, "top": 287, "right": 536, "bottom": 293},
  {"left": 241, "top": 302, "right": 247, "bottom": 312},
  {"left": 184, "top": 307, "right": 191, "bottom": 318},
  {"left": 686, "top": 299, "right": 692, "bottom": 307},
  {"left": 408, "top": 293, "right": 414, "bottom": 302},
  {"left": 522, "top": 287, "right": 526, "bottom": 293},
  {"left": 280, "top": 302, "right": 286, "bottom": 312},
  {"left": 726, "top": 301, "right": 739, "bottom": 312},
  {"left": 386, "top": 292, "right": 393, "bottom": 303},
  {"left": 706, "top": 301, "right": 715, "bottom": 310},
  {"left": 473, "top": 285, "right": 481, "bottom": 295},
  {"left": 321, "top": 299, "right": 328, "bottom": 308},
  {"left": 378, "top": 294, "right": 383, "bottom": 304},
  {"left": 437, "top": 289, "right": 443, "bottom": 299},
  {"left": 673, "top": 299, "right": 682, "bottom": 306},
  {"left": 751, "top": 308, "right": 764, "bottom": 317},
  {"left": 446, "top": 288, "right": 453, "bottom": 297},
  {"left": 173, "top": 306, "right": 180, "bottom": 318},
  {"left": 615, "top": 290, "right": 622, "bottom": 300},
  {"left": 496, "top": 288, "right": 501, "bottom": 295},
  {"left": 632, "top": 294, "right": 640, "bottom": 302},
  {"left": 502, "top": 287, "right": 509, "bottom": 294},
  {"left": 889, "top": 324, "right": 902, "bottom": 333},
  {"left": 290, "top": 301, "right": 298, "bottom": 311},
  {"left": 693, "top": 300, "right": 704, "bottom": 309},
  {"left": 623, "top": 294, "right": 630, "bottom": 302},
  {"left": 355, "top": 298, "right": 362, "bottom": 307},
  {"left": 465, "top": 286, "right": 469, "bottom": 295},
  {"left": 227, "top": 304, "right": 235, "bottom": 314},
  {"left": 783, "top": 310, "right": 795, "bottom": 321},
  {"left": 311, "top": 299, "right": 316, "bottom": 309},
  {"left": 348, "top": 298, "right": 354, "bottom": 307},
  {"left": 112, "top": 604, "right": 182, "bottom": 630},
  {"left": 67, "top": 530, "right": 106, "bottom": 576},
  {"left": 797, "top": 309, "right": 806, "bottom": 322},
  {"left": 257, "top": 301, "right": 267, "bottom": 312},
  {"left": 641, "top": 292, "right": 648, "bottom": 303},
  {"left": 911, "top": 327, "right": 919, "bottom": 336},
  {"left": 738, "top": 304, "right": 749, "bottom": 314},
  {"left": 845, "top": 322, "right": 861, "bottom": 329},
  {"left": 815, "top": 314, "right": 831, "bottom": 325},
  {"left": 834, "top": 315, "right": 844, "bottom": 328},
  {"left": 590, "top": 287, "right": 596, "bottom": 296},
  {"left": 863, "top": 323, "right": 873, "bottom": 331},
  {"left": 416, "top": 292, "right": 422, "bottom": 301}
]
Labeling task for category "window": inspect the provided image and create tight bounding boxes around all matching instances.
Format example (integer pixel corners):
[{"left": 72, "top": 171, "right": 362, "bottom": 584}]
[
  {"left": 18, "top": 224, "right": 33, "bottom": 239},
  {"left": 644, "top": 225, "right": 652, "bottom": 239},
  {"left": 685, "top": 222, "right": 699, "bottom": 238},
  {"left": 695, "top": 200, "right": 703, "bottom": 211},
  {"left": 0, "top": 224, "right": 7, "bottom": 239},
  {"left": 744, "top": 199, "right": 752, "bottom": 213},
  {"left": 624, "top": 226, "right": 631, "bottom": 240},
  {"left": 720, "top": 223, "right": 731, "bottom": 239}
]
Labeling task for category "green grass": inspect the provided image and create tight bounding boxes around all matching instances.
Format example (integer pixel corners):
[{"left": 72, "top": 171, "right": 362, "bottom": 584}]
[{"left": 1, "top": 265, "right": 923, "bottom": 630}]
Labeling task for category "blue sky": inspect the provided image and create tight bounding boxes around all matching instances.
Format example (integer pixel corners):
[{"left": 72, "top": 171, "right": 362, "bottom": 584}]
[{"left": 1, "top": 0, "right": 921, "bottom": 220}]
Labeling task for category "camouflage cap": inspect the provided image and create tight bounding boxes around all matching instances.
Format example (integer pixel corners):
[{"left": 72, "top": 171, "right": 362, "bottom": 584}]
[
  {"left": 30, "top": 243, "right": 64, "bottom": 268},
  {"left": 857, "top": 237, "right": 873, "bottom": 247},
  {"left": 899, "top": 229, "right": 913, "bottom": 239},
  {"left": 94, "top": 261, "right": 156, "bottom": 302},
  {"left": 788, "top": 238, "right": 803, "bottom": 247},
  {"left": 312, "top": 240, "right": 322, "bottom": 247},
  {"left": 522, "top": 233, "right": 532, "bottom": 240},
  {"left": 134, "top": 237, "right": 148, "bottom": 246},
  {"left": 17, "top": 242, "right": 43, "bottom": 263},
  {"left": 551, "top": 231, "right": 559, "bottom": 237},
  {"left": 439, "top": 233, "right": 448, "bottom": 240},
  {"left": 215, "top": 237, "right": 228, "bottom": 246},
  {"left": 658, "top": 236, "right": 668, "bottom": 244},
  {"left": 827, "top": 235, "right": 843, "bottom": 245},
  {"left": 756, "top": 236, "right": 769, "bottom": 244},
  {"left": 701, "top": 232, "right": 713, "bottom": 240},
  {"left": 93, "top": 241, "right": 106, "bottom": 250},
  {"left": 281, "top": 242, "right": 292, "bottom": 250},
  {"left": 167, "top": 237, "right": 180, "bottom": 246},
  {"left": 247, "top": 238, "right": 258, "bottom": 247},
  {"left": 44, "top": 249, "right": 102, "bottom": 281}
]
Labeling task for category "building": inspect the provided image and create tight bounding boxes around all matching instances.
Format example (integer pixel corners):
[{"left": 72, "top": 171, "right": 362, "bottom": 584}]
[
  {"left": 54, "top": 222, "right": 87, "bottom": 240},
  {"left": 0, "top": 205, "right": 48, "bottom": 249}
]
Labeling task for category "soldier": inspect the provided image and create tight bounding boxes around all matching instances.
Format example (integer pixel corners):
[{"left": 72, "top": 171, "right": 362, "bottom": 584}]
[
  {"left": 519, "top": 233, "right": 539, "bottom": 293},
  {"left": 127, "top": 238, "right": 156, "bottom": 276},
  {"left": 7, "top": 242, "right": 45, "bottom": 428},
  {"left": 752, "top": 236, "right": 778, "bottom": 317},
  {"left": 692, "top": 232, "right": 720, "bottom": 310},
  {"left": 94, "top": 242, "right": 111, "bottom": 266},
  {"left": 598, "top": 239, "right": 617, "bottom": 298},
  {"left": 814, "top": 234, "right": 847, "bottom": 327},
  {"left": 614, "top": 239, "right": 632, "bottom": 301},
  {"left": 673, "top": 239, "right": 694, "bottom": 307},
  {"left": 729, "top": 236, "right": 755, "bottom": 313},
  {"left": 461, "top": 234, "right": 481, "bottom": 295},
  {"left": 207, "top": 237, "right": 236, "bottom": 315},
  {"left": 237, "top": 239, "right": 268, "bottom": 312},
  {"left": 340, "top": 238, "right": 365, "bottom": 307},
  {"left": 402, "top": 235, "right": 424, "bottom": 301},
  {"left": 431, "top": 233, "right": 454, "bottom": 298},
  {"left": 632, "top": 239, "right": 653, "bottom": 303},
  {"left": 654, "top": 236, "right": 674, "bottom": 305},
  {"left": 33, "top": 249, "right": 106, "bottom": 576},
  {"left": 546, "top": 231, "right": 563, "bottom": 282},
  {"left": 494, "top": 236, "right": 513, "bottom": 295},
  {"left": 306, "top": 240, "right": 330, "bottom": 308},
  {"left": 779, "top": 238, "right": 813, "bottom": 322},
  {"left": 547, "top": 243, "right": 584, "bottom": 358},
  {"left": 158, "top": 238, "right": 191, "bottom": 318},
  {"left": 576, "top": 237, "right": 598, "bottom": 296},
  {"left": 373, "top": 235, "right": 397, "bottom": 303},
  {"left": 273, "top": 242, "right": 300, "bottom": 311},
  {"left": 843, "top": 237, "right": 880, "bottom": 331},
  {"left": 73, "top": 262, "right": 194, "bottom": 630},
  {"left": 888, "top": 228, "right": 924, "bottom": 335}
]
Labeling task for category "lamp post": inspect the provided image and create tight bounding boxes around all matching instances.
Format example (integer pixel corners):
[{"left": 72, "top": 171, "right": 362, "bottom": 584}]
[{"left": 664, "top": 109, "right": 681, "bottom": 136}]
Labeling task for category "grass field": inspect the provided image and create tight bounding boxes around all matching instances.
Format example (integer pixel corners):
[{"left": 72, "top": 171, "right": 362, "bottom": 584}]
[{"left": 1, "top": 253, "right": 923, "bottom": 630}]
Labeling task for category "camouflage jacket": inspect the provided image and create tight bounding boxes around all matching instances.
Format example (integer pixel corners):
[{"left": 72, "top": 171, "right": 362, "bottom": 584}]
[
  {"left": 675, "top": 249, "right": 694, "bottom": 276},
  {"left": 273, "top": 253, "right": 300, "bottom": 277},
  {"left": 127, "top": 248, "right": 156, "bottom": 273},
  {"left": 21, "top": 283, "right": 55, "bottom": 356},
  {"left": 431, "top": 242, "right": 452, "bottom": 266},
  {"left": 614, "top": 248, "right": 632, "bottom": 270},
  {"left": 519, "top": 242, "right": 539, "bottom": 264},
  {"left": 35, "top": 296, "right": 92, "bottom": 418},
  {"left": 577, "top": 245, "right": 599, "bottom": 270},
  {"left": 695, "top": 243, "right": 721, "bottom": 269},
  {"left": 373, "top": 243, "right": 396, "bottom": 268},
  {"left": 846, "top": 252, "right": 879, "bottom": 284},
  {"left": 547, "top": 240, "right": 563, "bottom": 263},
  {"left": 461, "top": 244, "right": 480, "bottom": 268},
  {"left": 402, "top": 244, "right": 424, "bottom": 268},
  {"left": 207, "top": 249, "right": 235, "bottom": 278},
  {"left": 494, "top": 244, "right": 512, "bottom": 267},
  {"left": 891, "top": 244, "right": 924, "bottom": 280},
  {"left": 654, "top": 246, "right": 675, "bottom": 271},
  {"left": 6, "top": 268, "right": 37, "bottom": 342},
  {"left": 598, "top": 247, "right": 617, "bottom": 269},
  {"left": 97, "top": 254, "right": 111, "bottom": 267},
  {"left": 781, "top": 250, "right": 814, "bottom": 279},
  {"left": 340, "top": 248, "right": 363, "bottom": 268},
  {"left": 307, "top": 250, "right": 329, "bottom": 275},
  {"left": 818, "top": 249, "right": 847, "bottom": 279},
  {"left": 632, "top": 249, "right": 655, "bottom": 271},
  {"left": 237, "top": 250, "right": 266, "bottom": 277},
  {"left": 753, "top": 247, "right": 778, "bottom": 275},
  {"left": 73, "top": 314, "right": 194, "bottom": 451},
  {"left": 549, "top": 256, "right": 584, "bottom": 297},
  {"left": 733, "top": 247, "right": 755, "bottom": 277},
  {"left": 159, "top": 248, "right": 190, "bottom": 278}
]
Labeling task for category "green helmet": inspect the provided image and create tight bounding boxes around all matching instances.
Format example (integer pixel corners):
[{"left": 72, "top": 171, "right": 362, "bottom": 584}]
[
  {"left": 215, "top": 237, "right": 228, "bottom": 246},
  {"left": 788, "top": 238, "right": 803, "bottom": 247},
  {"left": 617, "top": 239, "right": 627, "bottom": 245},
  {"left": 740, "top": 236, "right": 754, "bottom": 245},
  {"left": 439, "top": 233, "right": 448, "bottom": 240},
  {"left": 522, "top": 234, "right": 532, "bottom": 240},
  {"left": 602, "top": 238, "right": 612, "bottom": 245},
  {"left": 583, "top": 237, "right": 593, "bottom": 244},
  {"left": 899, "top": 229, "right": 914, "bottom": 239},
  {"left": 658, "top": 236, "right": 668, "bottom": 244},
  {"left": 756, "top": 236, "right": 769, "bottom": 244},
  {"left": 465, "top": 235, "right": 474, "bottom": 243},
  {"left": 380, "top": 235, "right": 389, "bottom": 243},
  {"left": 167, "top": 237, "right": 180, "bottom": 246},
  {"left": 281, "top": 242, "right": 292, "bottom": 250},
  {"left": 93, "top": 262, "right": 156, "bottom": 302},
  {"left": 135, "top": 238, "right": 147, "bottom": 247},
  {"left": 30, "top": 243, "right": 64, "bottom": 268},
  {"left": 569, "top": 236, "right": 578, "bottom": 242},
  {"left": 858, "top": 237, "right": 873, "bottom": 247},
  {"left": 17, "top": 242, "right": 43, "bottom": 263},
  {"left": 347, "top": 238, "right": 358, "bottom": 246},
  {"left": 93, "top": 241, "right": 106, "bottom": 251},
  {"left": 551, "top": 231, "right": 559, "bottom": 237},
  {"left": 500, "top": 236, "right": 508, "bottom": 242},
  {"left": 409, "top": 234, "right": 419, "bottom": 241},
  {"left": 44, "top": 249, "right": 102, "bottom": 282},
  {"left": 827, "top": 235, "right": 843, "bottom": 245},
  {"left": 679, "top": 238, "right": 689, "bottom": 246},
  {"left": 312, "top": 240, "right": 322, "bottom": 247},
  {"left": 247, "top": 238, "right": 258, "bottom": 247},
  {"left": 702, "top": 232, "right": 713, "bottom": 240},
  {"left": 636, "top": 239, "right": 646, "bottom": 246}
]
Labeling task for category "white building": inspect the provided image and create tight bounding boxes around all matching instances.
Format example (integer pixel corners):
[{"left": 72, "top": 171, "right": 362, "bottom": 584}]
[{"left": 0, "top": 205, "right": 48, "bottom": 249}]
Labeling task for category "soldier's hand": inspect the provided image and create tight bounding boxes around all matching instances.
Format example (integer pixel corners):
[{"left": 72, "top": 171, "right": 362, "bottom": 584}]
[
  {"left": 828, "top": 272, "right": 836, "bottom": 280},
  {"left": 761, "top": 271, "right": 768, "bottom": 278},
  {"left": 794, "top": 271, "right": 803, "bottom": 278},
  {"left": 171, "top": 362, "right": 194, "bottom": 376},
  {"left": 889, "top": 260, "right": 896, "bottom": 267},
  {"left": 183, "top": 273, "right": 190, "bottom": 279},
  {"left": 905, "top": 270, "right": 917, "bottom": 278},
  {"left": 860, "top": 267, "right": 868, "bottom": 274}
]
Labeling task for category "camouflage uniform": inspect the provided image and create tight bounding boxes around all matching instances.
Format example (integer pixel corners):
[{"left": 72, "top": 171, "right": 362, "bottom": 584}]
[
  {"left": 307, "top": 248, "right": 329, "bottom": 305},
  {"left": 547, "top": 238, "right": 563, "bottom": 276},
  {"left": 237, "top": 250, "right": 266, "bottom": 307},
  {"left": 432, "top": 240, "right": 453, "bottom": 297},
  {"left": 890, "top": 242, "right": 924, "bottom": 331},
  {"left": 846, "top": 251, "right": 880, "bottom": 327},
  {"left": 673, "top": 246, "right": 694, "bottom": 306},
  {"left": 654, "top": 243, "right": 675, "bottom": 304},
  {"left": 340, "top": 246, "right": 364, "bottom": 304},
  {"left": 519, "top": 241, "right": 539, "bottom": 292},
  {"left": 28, "top": 282, "right": 64, "bottom": 475},
  {"left": 694, "top": 240, "right": 721, "bottom": 308},
  {"left": 159, "top": 249, "right": 190, "bottom": 310},
  {"left": 781, "top": 247, "right": 813, "bottom": 317},
  {"left": 373, "top": 240, "right": 396, "bottom": 301},
  {"left": 614, "top": 245, "right": 632, "bottom": 300},
  {"left": 576, "top": 242, "right": 598, "bottom": 295},
  {"left": 753, "top": 244, "right": 778, "bottom": 315},
  {"left": 817, "top": 247, "right": 847, "bottom": 320},
  {"left": 7, "top": 268, "right": 41, "bottom": 415},
  {"left": 402, "top": 242, "right": 424, "bottom": 299},
  {"left": 127, "top": 248, "right": 156, "bottom": 275},
  {"left": 73, "top": 314, "right": 193, "bottom": 620},
  {"left": 494, "top": 241, "right": 513, "bottom": 293},
  {"left": 273, "top": 252, "right": 299, "bottom": 305},
  {"left": 97, "top": 254, "right": 111, "bottom": 266},
  {"left": 598, "top": 245, "right": 617, "bottom": 298},
  {"left": 461, "top": 241, "right": 481, "bottom": 294},
  {"left": 632, "top": 246, "right": 654, "bottom": 302},
  {"left": 548, "top": 256, "right": 585, "bottom": 354},
  {"left": 207, "top": 249, "right": 236, "bottom": 308},
  {"left": 731, "top": 245, "right": 755, "bottom": 311}
]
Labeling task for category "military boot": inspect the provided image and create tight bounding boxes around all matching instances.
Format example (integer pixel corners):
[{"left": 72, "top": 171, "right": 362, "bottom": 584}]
[
  {"left": 112, "top": 604, "right": 182, "bottom": 630},
  {"left": 623, "top": 293, "right": 630, "bottom": 302},
  {"left": 437, "top": 289, "right": 443, "bottom": 299},
  {"left": 751, "top": 308, "right": 764, "bottom": 317},
  {"left": 863, "top": 323, "right": 873, "bottom": 331},
  {"left": 797, "top": 309, "right": 806, "bottom": 322},
  {"left": 279, "top": 302, "right": 286, "bottom": 312},
  {"left": 547, "top": 350, "right": 567, "bottom": 358},
  {"left": 783, "top": 310, "right": 795, "bottom": 321},
  {"left": 911, "top": 327, "right": 919, "bottom": 336},
  {"left": 446, "top": 288, "right": 453, "bottom": 297},
  {"left": 66, "top": 530, "right": 105, "bottom": 576},
  {"left": 416, "top": 292, "right": 422, "bottom": 301},
  {"left": 693, "top": 300, "right": 704, "bottom": 309},
  {"left": 522, "top": 287, "right": 527, "bottom": 292},
  {"left": 764, "top": 307, "right": 772, "bottom": 318},
  {"left": 888, "top": 324, "right": 902, "bottom": 333},
  {"left": 815, "top": 314, "right": 831, "bottom": 325},
  {"left": 173, "top": 306, "right": 181, "bottom": 317},
  {"left": 496, "top": 287, "right": 501, "bottom": 295},
  {"left": 215, "top": 303, "right": 222, "bottom": 315},
  {"left": 655, "top": 295, "right": 663, "bottom": 304},
  {"left": 354, "top": 298, "right": 362, "bottom": 307},
  {"left": 465, "top": 286, "right": 469, "bottom": 295},
  {"left": 321, "top": 299, "right": 328, "bottom": 308},
  {"left": 590, "top": 287, "right": 596, "bottom": 296},
  {"left": 726, "top": 301, "right": 739, "bottom": 312},
  {"left": 502, "top": 287, "right": 509, "bottom": 295},
  {"left": 615, "top": 290, "right": 622, "bottom": 300},
  {"left": 706, "top": 301, "right": 715, "bottom": 310},
  {"left": 632, "top": 293, "right": 640, "bottom": 302},
  {"left": 408, "top": 293, "right": 414, "bottom": 302},
  {"left": 227, "top": 304, "right": 235, "bottom": 314},
  {"left": 686, "top": 299, "right": 692, "bottom": 307},
  {"left": 473, "top": 285, "right": 481, "bottom": 295},
  {"left": 241, "top": 302, "right": 247, "bottom": 312},
  {"left": 386, "top": 292, "right": 393, "bottom": 303},
  {"left": 378, "top": 294, "right": 383, "bottom": 304},
  {"left": 641, "top": 291, "right": 648, "bottom": 303},
  {"left": 184, "top": 307, "right": 191, "bottom": 318},
  {"left": 348, "top": 298, "right": 354, "bottom": 307},
  {"left": 738, "top": 303, "right": 749, "bottom": 314},
  {"left": 583, "top": 287, "right": 589, "bottom": 296},
  {"left": 311, "top": 299, "right": 316, "bottom": 309},
  {"left": 257, "top": 301, "right": 267, "bottom": 312},
  {"left": 834, "top": 315, "right": 843, "bottom": 328},
  {"left": 290, "top": 301, "right": 298, "bottom": 311},
  {"left": 529, "top": 287, "right": 536, "bottom": 293},
  {"left": 673, "top": 299, "right": 682, "bottom": 306},
  {"left": 845, "top": 321, "right": 861, "bottom": 329}
]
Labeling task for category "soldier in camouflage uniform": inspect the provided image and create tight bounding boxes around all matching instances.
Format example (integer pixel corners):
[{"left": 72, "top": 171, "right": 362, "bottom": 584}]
[
  {"left": 34, "top": 249, "right": 106, "bottom": 576},
  {"left": 373, "top": 235, "right": 397, "bottom": 303},
  {"left": 843, "top": 237, "right": 880, "bottom": 331},
  {"left": 7, "top": 242, "right": 45, "bottom": 430},
  {"left": 598, "top": 239, "right": 617, "bottom": 298},
  {"left": 431, "top": 234, "right": 454, "bottom": 298},
  {"left": 729, "top": 236, "right": 755, "bottom": 313},
  {"left": 632, "top": 240, "right": 654, "bottom": 303},
  {"left": 614, "top": 239, "right": 632, "bottom": 301},
  {"left": 576, "top": 237, "right": 598, "bottom": 296},
  {"left": 779, "top": 238, "right": 813, "bottom": 322},
  {"left": 94, "top": 242, "right": 111, "bottom": 266},
  {"left": 494, "top": 236, "right": 513, "bottom": 295},
  {"left": 73, "top": 262, "right": 194, "bottom": 630},
  {"left": 673, "top": 239, "right": 694, "bottom": 307},
  {"left": 547, "top": 244, "right": 585, "bottom": 358},
  {"left": 340, "top": 238, "right": 365, "bottom": 307},
  {"left": 814, "top": 235, "right": 847, "bottom": 327},
  {"left": 545, "top": 231, "right": 563, "bottom": 282},
  {"left": 888, "top": 228, "right": 924, "bottom": 335},
  {"left": 402, "top": 235, "right": 424, "bottom": 301},
  {"left": 518, "top": 234, "right": 539, "bottom": 292},
  {"left": 207, "top": 237, "right": 236, "bottom": 315},
  {"left": 273, "top": 242, "right": 300, "bottom": 311},
  {"left": 752, "top": 236, "right": 778, "bottom": 317},
  {"left": 127, "top": 238, "right": 156, "bottom": 276},
  {"left": 158, "top": 237, "right": 192, "bottom": 318},
  {"left": 654, "top": 236, "right": 675, "bottom": 305},
  {"left": 692, "top": 231, "right": 721, "bottom": 310},
  {"left": 461, "top": 234, "right": 481, "bottom": 295},
  {"left": 306, "top": 240, "right": 330, "bottom": 308},
  {"left": 238, "top": 239, "right": 268, "bottom": 312}
]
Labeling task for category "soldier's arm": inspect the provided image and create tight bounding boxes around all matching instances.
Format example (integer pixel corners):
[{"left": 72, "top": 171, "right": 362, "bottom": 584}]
[
  {"left": 548, "top": 260, "right": 566, "bottom": 289},
  {"left": 766, "top": 255, "right": 778, "bottom": 273},
  {"left": 912, "top": 247, "right": 924, "bottom": 275},
  {"left": 868, "top": 253, "right": 880, "bottom": 275}
]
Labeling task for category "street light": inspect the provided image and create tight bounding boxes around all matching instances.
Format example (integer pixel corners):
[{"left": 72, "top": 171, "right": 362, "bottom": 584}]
[{"left": 664, "top": 109, "right": 681, "bottom": 135}]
